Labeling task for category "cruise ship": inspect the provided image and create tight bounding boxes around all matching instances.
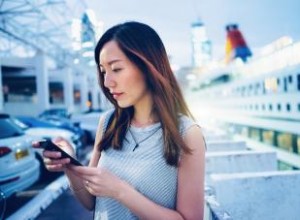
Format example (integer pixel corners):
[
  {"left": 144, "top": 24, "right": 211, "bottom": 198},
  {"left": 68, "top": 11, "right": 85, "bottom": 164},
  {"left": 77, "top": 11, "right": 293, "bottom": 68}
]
[{"left": 187, "top": 25, "right": 300, "bottom": 170}]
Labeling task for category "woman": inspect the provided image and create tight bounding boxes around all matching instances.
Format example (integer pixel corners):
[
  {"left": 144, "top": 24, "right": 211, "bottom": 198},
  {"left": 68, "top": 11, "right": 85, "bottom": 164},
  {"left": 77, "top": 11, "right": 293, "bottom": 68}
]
[{"left": 40, "top": 21, "right": 205, "bottom": 219}]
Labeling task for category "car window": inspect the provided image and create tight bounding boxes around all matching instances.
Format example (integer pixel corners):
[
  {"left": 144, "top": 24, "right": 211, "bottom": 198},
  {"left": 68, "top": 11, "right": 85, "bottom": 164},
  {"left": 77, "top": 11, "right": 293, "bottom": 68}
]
[
  {"left": 40, "top": 108, "right": 69, "bottom": 118},
  {"left": 0, "top": 118, "right": 24, "bottom": 139},
  {"left": 11, "top": 117, "right": 29, "bottom": 130}
]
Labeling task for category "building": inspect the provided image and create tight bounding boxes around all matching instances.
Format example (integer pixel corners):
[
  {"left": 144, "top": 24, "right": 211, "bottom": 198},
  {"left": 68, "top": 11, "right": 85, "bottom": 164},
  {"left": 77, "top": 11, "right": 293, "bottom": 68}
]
[
  {"left": 191, "top": 19, "right": 212, "bottom": 68},
  {"left": 0, "top": 4, "right": 109, "bottom": 116}
]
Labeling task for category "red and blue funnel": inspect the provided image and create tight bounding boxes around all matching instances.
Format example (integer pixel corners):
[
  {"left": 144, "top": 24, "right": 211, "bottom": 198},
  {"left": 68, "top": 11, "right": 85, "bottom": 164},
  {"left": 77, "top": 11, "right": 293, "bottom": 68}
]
[{"left": 225, "top": 24, "right": 252, "bottom": 63}]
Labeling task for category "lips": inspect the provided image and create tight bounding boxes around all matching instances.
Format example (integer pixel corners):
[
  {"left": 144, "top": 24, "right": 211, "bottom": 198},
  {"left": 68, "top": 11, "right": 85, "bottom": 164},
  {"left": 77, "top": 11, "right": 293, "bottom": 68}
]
[{"left": 111, "top": 92, "right": 124, "bottom": 99}]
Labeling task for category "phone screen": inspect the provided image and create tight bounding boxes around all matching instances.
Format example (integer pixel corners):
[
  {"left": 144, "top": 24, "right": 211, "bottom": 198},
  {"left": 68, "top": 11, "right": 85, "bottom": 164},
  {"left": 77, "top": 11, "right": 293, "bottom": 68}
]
[{"left": 39, "top": 140, "right": 82, "bottom": 166}]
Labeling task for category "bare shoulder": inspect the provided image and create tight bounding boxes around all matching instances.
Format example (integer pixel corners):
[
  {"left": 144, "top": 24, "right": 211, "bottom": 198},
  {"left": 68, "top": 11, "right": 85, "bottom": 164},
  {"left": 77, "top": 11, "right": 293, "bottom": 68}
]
[
  {"left": 178, "top": 123, "right": 205, "bottom": 174},
  {"left": 182, "top": 124, "right": 205, "bottom": 152}
]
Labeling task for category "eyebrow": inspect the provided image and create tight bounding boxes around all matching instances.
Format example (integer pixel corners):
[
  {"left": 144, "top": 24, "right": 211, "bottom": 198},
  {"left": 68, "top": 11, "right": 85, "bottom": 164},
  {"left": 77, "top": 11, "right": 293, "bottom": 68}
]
[{"left": 99, "top": 59, "right": 123, "bottom": 67}]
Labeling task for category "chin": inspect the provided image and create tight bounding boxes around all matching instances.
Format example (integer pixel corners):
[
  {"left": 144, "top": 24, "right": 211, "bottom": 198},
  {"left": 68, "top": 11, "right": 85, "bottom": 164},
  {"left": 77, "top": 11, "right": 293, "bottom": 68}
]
[{"left": 117, "top": 101, "right": 132, "bottom": 108}]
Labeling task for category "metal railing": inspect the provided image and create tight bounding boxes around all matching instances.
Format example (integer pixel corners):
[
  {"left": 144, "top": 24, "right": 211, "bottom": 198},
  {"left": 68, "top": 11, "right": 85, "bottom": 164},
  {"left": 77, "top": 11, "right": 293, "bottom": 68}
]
[{"left": 204, "top": 186, "right": 232, "bottom": 220}]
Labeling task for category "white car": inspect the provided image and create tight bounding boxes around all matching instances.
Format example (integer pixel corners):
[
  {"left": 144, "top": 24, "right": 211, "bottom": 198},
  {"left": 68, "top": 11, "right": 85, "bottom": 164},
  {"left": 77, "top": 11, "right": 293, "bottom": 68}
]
[
  {"left": 10, "top": 117, "right": 83, "bottom": 178},
  {"left": 0, "top": 114, "right": 40, "bottom": 198},
  {"left": 12, "top": 117, "right": 82, "bottom": 154}
]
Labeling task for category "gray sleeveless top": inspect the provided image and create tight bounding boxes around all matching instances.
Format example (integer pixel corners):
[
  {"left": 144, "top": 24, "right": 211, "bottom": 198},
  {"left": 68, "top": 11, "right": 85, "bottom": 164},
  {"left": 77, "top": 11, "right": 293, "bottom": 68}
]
[{"left": 94, "top": 110, "right": 197, "bottom": 220}]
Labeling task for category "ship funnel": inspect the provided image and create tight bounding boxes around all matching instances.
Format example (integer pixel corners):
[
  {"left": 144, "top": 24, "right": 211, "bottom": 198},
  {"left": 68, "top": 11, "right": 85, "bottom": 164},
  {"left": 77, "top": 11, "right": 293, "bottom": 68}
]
[{"left": 225, "top": 24, "right": 252, "bottom": 63}]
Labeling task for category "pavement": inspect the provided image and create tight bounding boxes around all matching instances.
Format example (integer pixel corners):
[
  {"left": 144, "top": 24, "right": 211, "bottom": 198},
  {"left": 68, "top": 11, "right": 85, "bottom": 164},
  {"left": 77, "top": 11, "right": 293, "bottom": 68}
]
[{"left": 36, "top": 189, "right": 93, "bottom": 220}]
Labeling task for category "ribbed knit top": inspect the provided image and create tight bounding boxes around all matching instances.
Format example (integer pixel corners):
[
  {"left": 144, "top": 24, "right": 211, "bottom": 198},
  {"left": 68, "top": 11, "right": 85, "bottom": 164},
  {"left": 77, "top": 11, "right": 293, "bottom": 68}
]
[{"left": 94, "top": 110, "right": 197, "bottom": 220}]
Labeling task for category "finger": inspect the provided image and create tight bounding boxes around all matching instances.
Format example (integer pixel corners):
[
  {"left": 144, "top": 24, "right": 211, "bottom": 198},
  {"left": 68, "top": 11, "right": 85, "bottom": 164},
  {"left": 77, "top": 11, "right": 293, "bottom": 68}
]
[
  {"left": 43, "top": 150, "right": 61, "bottom": 158},
  {"left": 65, "top": 166, "right": 89, "bottom": 179},
  {"left": 69, "top": 166, "right": 98, "bottom": 175},
  {"left": 69, "top": 170, "right": 93, "bottom": 180},
  {"left": 43, "top": 157, "right": 51, "bottom": 165},
  {"left": 53, "top": 137, "right": 69, "bottom": 147},
  {"left": 84, "top": 180, "right": 90, "bottom": 187},
  {"left": 83, "top": 180, "right": 96, "bottom": 193},
  {"left": 52, "top": 138, "right": 74, "bottom": 155},
  {"left": 32, "top": 141, "right": 42, "bottom": 149},
  {"left": 68, "top": 170, "right": 96, "bottom": 182},
  {"left": 46, "top": 164, "right": 64, "bottom": 171},
  {"left": 85, "top": 179, "right": 97, "bottom": 189},
  {"left": 84, "top": 184, "right": 93, "bottom": 194},
  {"left": 44, "top": 158, "right": 70, "bottom": 165},
  {"left": 53, "top": 136, "right": 65, "bottom": 142}
]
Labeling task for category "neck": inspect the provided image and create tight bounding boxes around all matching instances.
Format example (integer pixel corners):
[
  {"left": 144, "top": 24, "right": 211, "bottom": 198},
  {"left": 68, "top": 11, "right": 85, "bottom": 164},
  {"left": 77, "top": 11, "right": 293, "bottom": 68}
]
[
  {"left": 132, "top": 108, "right": 158, "bottom": 127},
  {"left": 131, "top": 116, "right": 155, "bottom": 127},
  {"left": 132, "top": 97, "right": 157, "bottom": 127}
]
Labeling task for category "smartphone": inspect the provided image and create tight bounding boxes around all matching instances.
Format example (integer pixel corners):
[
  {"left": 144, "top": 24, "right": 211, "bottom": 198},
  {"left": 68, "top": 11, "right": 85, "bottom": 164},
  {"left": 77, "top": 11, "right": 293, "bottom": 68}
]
[{"left": 38, "top": 140, "right": 82, "bottom": 166}]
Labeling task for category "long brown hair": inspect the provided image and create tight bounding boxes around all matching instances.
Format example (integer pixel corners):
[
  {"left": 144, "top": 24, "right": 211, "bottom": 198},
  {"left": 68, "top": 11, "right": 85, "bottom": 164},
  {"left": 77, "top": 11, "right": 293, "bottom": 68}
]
[{"left": 94, "top": 21, "right": 193, "bottom": 166}]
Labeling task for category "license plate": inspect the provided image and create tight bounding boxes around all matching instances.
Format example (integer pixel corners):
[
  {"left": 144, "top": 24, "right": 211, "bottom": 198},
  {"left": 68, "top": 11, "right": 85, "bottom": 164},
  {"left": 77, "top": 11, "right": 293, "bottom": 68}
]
[{"left": 15, "top": 149, "right": 29, "bottom": 160}]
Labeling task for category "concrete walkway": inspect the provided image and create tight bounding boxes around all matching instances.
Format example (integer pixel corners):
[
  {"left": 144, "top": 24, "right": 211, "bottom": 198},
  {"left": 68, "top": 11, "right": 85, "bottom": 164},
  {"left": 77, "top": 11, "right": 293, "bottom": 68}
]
[{"left": 36, "top": 189, "right": 93, "bottom": 220}]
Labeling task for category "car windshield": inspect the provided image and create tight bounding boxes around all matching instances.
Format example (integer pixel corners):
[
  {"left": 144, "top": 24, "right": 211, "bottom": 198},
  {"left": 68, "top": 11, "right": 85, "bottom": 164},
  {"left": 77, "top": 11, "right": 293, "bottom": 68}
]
[
  {"left": 0, "top": 118, "right": 24, "bottom": 138},
  {"left": 40, "top": 108, "right": 69, "bottom": 118},
  {"left": 10, "top": 117, "right": 29, "bottom": 130}
]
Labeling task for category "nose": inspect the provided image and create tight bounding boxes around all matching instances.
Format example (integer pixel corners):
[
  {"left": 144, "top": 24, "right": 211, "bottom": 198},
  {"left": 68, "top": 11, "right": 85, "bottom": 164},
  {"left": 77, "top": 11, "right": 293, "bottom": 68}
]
[{"left": 104, "top": 72, "right": 116, "bottom": 88}]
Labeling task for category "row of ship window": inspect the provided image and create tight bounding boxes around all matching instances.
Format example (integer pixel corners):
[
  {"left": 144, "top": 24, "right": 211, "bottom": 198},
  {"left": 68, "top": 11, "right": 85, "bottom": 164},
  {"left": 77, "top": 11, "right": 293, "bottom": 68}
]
[
  {"left": 217, "top": 73, "right": 300, "bottom": 97},
  {"left": 236, "top": 103, "right": 300, "bottom": 112}
]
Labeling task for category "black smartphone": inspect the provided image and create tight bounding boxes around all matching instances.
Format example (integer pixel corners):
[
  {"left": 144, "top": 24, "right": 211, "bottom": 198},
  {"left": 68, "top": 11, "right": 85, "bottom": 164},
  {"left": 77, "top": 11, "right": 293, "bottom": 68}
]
[{"left": 38, "top": 140, "right": 82, "bottom": 166}]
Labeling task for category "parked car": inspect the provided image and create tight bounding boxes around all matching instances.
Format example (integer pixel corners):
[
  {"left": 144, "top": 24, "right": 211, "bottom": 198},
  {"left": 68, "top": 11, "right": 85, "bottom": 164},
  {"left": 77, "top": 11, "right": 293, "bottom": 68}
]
[
  {"left": 0, "top": 114, "right": 40, "bottom": 198},
  {"left": 12, "top": 117, "right": 82, "bottom": 152},
  {"left": 39, "top": 108, "right": 71, "bottom": 119},
  {"left": 10, "top": 117, "right": 84, "bottom": 179},
  {"left": 71, "top": 111, "right": 104, "bottom": 144},
  {"left": 17, "top": 115, "right": 87, "bottom": 145}
]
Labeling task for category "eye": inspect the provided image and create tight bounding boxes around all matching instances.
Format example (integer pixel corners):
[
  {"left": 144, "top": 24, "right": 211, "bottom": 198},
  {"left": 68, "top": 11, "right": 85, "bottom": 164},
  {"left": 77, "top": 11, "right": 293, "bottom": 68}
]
[{"left": 112, "top": 68, "right": 122, "bottom": 73}]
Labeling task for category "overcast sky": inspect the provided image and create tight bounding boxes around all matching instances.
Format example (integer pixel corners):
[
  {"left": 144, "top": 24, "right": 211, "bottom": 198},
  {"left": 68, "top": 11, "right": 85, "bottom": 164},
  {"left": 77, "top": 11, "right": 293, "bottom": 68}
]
[{"left": 86, "top": 0, "right": 300, "bottom": 67}]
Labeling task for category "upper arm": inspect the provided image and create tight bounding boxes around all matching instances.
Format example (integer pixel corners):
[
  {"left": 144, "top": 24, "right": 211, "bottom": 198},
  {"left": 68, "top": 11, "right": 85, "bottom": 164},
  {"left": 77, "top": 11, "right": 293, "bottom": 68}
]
[
  {"left": 177, "top": 125, "right": 206, "bottom": 220},
  {"left": 88, "top": 114, "right": 106, "bottom": 167}
]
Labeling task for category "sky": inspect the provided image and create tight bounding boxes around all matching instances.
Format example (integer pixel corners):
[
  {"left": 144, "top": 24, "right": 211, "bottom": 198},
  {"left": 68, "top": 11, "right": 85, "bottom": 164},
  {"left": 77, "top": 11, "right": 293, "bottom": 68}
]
[{"left": 86, "top": 0, "right": 300, "bottom": 67}]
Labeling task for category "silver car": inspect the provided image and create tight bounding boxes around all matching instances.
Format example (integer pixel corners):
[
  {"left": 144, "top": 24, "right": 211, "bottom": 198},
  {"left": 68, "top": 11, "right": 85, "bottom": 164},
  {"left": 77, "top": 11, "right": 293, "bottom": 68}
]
[{"left": 0, "top": 114, "right": 40, "bottom": 198}]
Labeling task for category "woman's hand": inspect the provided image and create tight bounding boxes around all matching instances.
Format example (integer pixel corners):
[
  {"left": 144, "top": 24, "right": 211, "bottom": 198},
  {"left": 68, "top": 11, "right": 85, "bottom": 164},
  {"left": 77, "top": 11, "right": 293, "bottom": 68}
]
[
  {"left": 33, "top": 137, "right": 76, "bottom": 172},
  {"left": 69, "top": 166, "right": 128, "bottom": 199}
]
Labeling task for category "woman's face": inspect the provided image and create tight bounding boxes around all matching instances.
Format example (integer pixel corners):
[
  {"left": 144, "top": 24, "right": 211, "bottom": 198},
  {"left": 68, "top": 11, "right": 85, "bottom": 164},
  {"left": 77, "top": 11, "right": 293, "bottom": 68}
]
[{"left": 99, "top": 40, "right": 151, "bottom": 108}]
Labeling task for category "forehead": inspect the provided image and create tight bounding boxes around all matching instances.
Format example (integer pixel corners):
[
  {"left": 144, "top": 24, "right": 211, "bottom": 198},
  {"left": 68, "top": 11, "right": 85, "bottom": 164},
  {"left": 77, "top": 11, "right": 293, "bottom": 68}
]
[{"left": 99, "top": 41, "right": 126, "bottom": 65}]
